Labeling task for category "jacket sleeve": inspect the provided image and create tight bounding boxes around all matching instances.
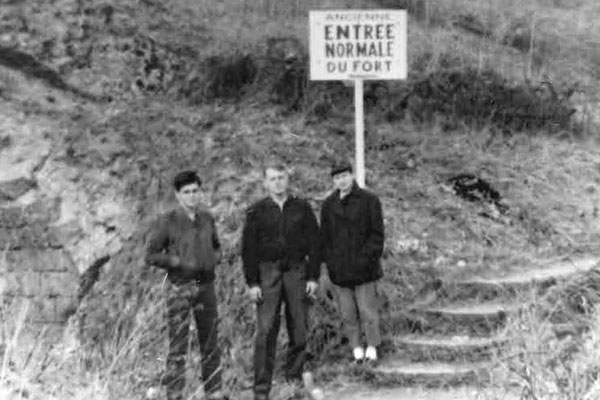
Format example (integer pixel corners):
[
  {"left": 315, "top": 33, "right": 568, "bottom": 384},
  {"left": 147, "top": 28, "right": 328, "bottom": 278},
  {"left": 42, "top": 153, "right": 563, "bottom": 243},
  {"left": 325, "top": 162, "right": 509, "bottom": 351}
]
[
  {"left": 145, "top": 215, "right": 174, "bottom": 270},
  {"left": 241, "top": 207, "right": 260, "bottom": 286},
  {"left": 363, "top": 195, "right": 384, "bottom": 259},
  {"left": 304, "top": 202, "right": 320, "bottom": 281}
]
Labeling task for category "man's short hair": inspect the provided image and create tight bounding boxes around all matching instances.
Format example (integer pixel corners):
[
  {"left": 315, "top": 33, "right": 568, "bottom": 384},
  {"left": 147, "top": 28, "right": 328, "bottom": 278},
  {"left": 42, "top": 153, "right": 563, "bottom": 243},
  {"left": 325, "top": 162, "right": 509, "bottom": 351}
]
[
  {"left": 173, "top": 170, "right": 202, "bottom": 192},
  {"left": 262, "top": 161, "right": 288, "bottom": 176}
]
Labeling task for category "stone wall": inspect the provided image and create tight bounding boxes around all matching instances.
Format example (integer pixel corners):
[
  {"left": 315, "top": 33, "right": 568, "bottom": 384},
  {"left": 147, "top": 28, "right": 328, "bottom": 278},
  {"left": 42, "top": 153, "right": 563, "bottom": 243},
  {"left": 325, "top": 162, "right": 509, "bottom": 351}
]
[
  {"left": 0, "top": 93, "right": 134, "bottom": 339},
  {"left": 0, "top": 206, "right": 79, "bottom": 326}
]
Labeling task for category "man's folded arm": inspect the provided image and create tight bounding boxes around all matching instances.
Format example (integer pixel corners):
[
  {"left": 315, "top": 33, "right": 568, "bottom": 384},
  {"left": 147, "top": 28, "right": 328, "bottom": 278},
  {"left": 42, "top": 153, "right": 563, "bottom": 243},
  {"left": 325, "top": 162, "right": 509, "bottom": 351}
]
[{"left": 145, "top": 216, "right": 174, "bottom": 270}]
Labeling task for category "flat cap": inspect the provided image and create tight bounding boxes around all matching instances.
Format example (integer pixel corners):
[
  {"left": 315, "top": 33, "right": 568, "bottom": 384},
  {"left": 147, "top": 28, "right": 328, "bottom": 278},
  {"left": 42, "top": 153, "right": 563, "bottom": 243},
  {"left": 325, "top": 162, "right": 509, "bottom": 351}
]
[{"left": 331, "top": 161, "right": 353, "bottom": 177}]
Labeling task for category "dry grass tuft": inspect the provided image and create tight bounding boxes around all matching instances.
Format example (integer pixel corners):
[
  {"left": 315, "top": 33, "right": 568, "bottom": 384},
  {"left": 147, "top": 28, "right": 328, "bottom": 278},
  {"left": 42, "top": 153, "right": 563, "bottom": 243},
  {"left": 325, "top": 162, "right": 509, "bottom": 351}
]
[{"left": 483, "top": 267, "right": 600, "bottom": 400}]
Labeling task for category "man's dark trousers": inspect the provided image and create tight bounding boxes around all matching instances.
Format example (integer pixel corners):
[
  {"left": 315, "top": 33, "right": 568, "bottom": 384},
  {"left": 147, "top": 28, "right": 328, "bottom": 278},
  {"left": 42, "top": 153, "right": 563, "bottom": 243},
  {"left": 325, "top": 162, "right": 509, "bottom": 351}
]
[
  {"left": 165, "top": 280, "right": 222, "bottom": 400},
  {"left": 254, "top": 260, "right": 308, "bottom": 398}
]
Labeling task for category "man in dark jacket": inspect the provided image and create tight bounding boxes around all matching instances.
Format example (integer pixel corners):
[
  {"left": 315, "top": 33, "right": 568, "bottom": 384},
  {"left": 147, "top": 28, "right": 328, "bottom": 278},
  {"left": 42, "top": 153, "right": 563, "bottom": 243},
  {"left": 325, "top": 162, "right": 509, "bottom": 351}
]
[
  {"left": 242, "top": 162, "right": 320, "bottom": 400},
  {"left": 146, "top": 170, "right": 228, "bottom": 400},
  {"left": 320, "top": 162, "right": 384, "bottom": 363}
]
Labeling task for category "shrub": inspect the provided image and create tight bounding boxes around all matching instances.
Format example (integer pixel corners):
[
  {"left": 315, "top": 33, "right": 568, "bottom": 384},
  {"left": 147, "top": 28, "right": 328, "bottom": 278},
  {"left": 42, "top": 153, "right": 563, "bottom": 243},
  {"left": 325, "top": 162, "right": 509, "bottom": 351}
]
[
  {"left": 452, "top": 13, "right": 493, "bottom": 38},
  {"left": 203, "top": 53, "right": 258, "bottom": 100},
  {"left": 391, "top": 68, "right": 578, "bottom": 133}
]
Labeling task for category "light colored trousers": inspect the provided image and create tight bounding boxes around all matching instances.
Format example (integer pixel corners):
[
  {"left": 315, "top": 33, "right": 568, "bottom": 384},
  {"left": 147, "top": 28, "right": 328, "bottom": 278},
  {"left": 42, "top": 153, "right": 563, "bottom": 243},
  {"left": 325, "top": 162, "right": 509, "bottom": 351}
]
[{"left": 334, "top": 281, "right": 382, "bottom": 348}]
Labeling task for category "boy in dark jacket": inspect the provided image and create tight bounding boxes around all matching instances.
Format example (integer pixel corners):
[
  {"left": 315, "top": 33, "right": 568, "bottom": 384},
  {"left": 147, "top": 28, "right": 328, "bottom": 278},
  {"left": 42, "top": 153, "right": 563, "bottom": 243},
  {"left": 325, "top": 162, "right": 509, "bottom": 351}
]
[
  {"left": 146, "top": 170, "right": 227, "bottom": 400},
  {"left": 242, "top": 162, "right": 320, "bottom": 400},
  {"left": 320, "top": 162, "right": 384, "bottom": 363}
]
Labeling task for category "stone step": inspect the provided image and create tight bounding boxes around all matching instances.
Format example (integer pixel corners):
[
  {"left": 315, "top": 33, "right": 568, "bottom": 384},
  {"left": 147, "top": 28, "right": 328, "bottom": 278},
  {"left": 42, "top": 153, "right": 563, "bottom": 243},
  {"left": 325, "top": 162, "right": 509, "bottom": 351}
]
[
  {"left": 371, "top": 359, "right": 490, "bottom": 387},
  {"left": 407, "top": 302, "right": 512, "bottom": 335},
  {"left": 442, "top": 257, "right": 599, "bottom": 302},
  {"left": 393, "top": 333, "right": 509, "bottom": 363},
  {"left": 323, "top": 385, "right": 518, "bottom": 400},
  {"left": 316, "top": 356, "right": 491, "bottom": 389}
]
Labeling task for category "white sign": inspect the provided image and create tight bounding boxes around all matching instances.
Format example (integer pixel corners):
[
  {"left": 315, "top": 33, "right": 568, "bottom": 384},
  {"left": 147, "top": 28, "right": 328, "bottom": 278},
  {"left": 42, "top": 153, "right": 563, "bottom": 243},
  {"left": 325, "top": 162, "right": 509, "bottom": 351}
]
[{"left": 309, "top": 9, "right": 407, "bottom": 81}]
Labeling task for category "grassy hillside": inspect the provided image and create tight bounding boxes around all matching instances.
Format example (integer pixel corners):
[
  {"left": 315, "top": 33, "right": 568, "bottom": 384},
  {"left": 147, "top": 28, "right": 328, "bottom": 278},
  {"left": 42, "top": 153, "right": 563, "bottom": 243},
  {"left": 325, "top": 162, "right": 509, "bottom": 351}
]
[{"left": 2, "top": 0, "right": 600, "bottom": 399}]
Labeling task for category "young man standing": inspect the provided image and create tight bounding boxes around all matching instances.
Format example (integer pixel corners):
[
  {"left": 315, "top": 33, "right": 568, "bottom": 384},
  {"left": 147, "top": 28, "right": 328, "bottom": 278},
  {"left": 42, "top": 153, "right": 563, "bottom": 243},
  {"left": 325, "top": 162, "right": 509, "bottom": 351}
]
[
  {"left": 320, "top": 162, "right": 384, "bottom": 363},
  {"left": 146, "top": 170, "right": 228, "bottom": 400},
  {"left": 242, "top": 163, "right": 320, "bottom": 400}
]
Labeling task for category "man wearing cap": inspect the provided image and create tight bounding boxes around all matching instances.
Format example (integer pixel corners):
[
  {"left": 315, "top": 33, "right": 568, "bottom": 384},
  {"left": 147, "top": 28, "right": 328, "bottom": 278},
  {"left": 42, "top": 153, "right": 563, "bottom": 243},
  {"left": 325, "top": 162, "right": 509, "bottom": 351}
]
[
  {"left": 146, "top": 170, "right": 228, "bottom": 400},
  {"left": 242, "top": 162, "right": 320, "bottom": 400},
  {"left": 319, "top": 162, "right": 384, "bottom": 364}
]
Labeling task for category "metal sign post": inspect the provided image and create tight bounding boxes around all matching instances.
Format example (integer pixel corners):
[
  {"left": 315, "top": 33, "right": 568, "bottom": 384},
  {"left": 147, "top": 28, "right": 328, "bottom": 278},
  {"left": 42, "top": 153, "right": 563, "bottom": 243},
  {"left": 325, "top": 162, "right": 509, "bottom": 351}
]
[
  {"left": 354, "top": 79, "right": 365, "bottom": 187},
  {"left": 309, "top": 9, "right": 407, "bottom": 188}
]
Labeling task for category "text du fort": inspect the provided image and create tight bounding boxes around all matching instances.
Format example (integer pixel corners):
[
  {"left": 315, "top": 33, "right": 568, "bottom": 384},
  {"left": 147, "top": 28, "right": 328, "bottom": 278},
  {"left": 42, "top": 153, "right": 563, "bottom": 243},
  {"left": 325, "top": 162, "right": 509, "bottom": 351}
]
[{"left": 325, "top": 41, "right": 393, "bottom": 73}]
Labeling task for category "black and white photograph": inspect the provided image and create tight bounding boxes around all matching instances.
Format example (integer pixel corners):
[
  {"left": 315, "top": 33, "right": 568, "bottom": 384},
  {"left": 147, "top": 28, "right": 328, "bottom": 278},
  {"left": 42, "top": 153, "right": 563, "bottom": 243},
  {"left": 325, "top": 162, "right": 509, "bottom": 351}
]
[{"left": 2, "top": 0, "right": 600, "bottom": 399}]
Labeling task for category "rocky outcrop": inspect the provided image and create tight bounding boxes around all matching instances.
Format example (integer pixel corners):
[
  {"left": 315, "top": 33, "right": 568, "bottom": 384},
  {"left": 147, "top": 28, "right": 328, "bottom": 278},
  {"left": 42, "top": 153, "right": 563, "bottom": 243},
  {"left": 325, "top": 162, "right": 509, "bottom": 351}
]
[{"left": 0, "top": 95, "right": 133, "bottom": 327}]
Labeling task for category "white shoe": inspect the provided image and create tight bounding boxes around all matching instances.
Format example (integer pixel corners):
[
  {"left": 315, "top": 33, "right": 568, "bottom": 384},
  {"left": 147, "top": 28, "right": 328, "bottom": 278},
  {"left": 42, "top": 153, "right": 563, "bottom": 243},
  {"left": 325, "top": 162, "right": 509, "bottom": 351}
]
[
  {"left": 365, "top": 345, "right": 378, "bottom": 361},
  {"left": 353, "top": 346, "right": 365, "bottom": 361}
]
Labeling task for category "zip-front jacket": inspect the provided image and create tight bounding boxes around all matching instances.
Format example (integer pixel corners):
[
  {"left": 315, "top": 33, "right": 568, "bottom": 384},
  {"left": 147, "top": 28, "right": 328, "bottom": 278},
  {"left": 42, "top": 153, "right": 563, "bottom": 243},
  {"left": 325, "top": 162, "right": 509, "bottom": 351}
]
[
  {"left": 241, "top": 196, "right": 320, "bottom": 286},
  {"left": 146, "top": 207, "right": 221, "bottom": 283},
  {"left": 320, "top": 183, "right": 384, "bottom": 287}
]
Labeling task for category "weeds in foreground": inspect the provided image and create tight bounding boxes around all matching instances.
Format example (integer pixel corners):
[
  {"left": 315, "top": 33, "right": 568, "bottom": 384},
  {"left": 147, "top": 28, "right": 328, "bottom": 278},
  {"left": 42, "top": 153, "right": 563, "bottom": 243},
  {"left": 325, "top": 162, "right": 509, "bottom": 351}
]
[{"left": 483, "top": 267, "right": 600, "bottom": 400}]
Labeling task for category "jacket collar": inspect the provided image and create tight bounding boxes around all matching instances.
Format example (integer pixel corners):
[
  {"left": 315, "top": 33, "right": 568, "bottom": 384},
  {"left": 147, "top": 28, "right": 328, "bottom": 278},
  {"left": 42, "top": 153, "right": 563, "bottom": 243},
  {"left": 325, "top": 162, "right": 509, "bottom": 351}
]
[
  {"left": 174, "top": 205, "right": 209, "bottom": 223},
  {"left": 332, "top": 182, "right": 362, "bottom": 217},
  {"left": 337, "top": 181, "right": 360, "bottom": 199},
  {"left": 337, "top": 181, "right": 361, "bottom": 200},
  {"left": 264, "top": 195, "right": 294, "bottom": 208},
  {"left": 173, "top": 205, "right": 195, "bottom": 221}
]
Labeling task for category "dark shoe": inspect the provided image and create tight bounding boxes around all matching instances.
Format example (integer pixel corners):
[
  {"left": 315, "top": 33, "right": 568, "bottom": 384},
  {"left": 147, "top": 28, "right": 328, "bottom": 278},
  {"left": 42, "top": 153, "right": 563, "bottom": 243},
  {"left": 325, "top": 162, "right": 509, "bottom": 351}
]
[{"left": 254, "top": 393, "right": 269, "bottom": 400}]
